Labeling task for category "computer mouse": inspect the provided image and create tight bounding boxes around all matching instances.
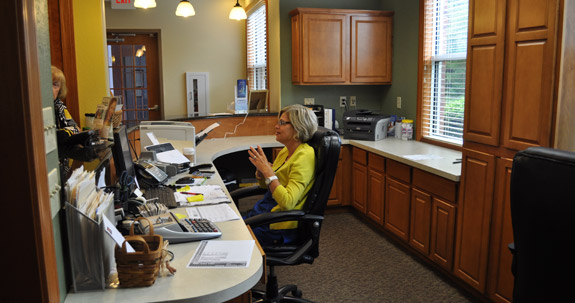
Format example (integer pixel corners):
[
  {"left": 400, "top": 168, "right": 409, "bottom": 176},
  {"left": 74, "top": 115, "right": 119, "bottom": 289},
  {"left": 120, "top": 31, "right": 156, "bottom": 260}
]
[{"left": 175, "top": 177, "right": 196, "bottom": 185}]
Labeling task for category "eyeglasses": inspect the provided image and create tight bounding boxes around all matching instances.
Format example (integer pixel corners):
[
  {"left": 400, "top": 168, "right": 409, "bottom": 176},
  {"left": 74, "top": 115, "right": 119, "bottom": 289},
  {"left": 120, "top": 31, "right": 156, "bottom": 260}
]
[{"left": 277, "top": 120, "right": 291, "bottom": 126}]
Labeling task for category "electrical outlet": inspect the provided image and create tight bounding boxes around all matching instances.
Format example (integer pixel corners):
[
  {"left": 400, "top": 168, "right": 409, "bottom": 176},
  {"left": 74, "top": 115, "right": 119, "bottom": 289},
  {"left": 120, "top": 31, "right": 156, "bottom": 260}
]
[
  {"left": 397, "top": 96, "right": 402, "bottom": 109},
  {"left": 340, "top": 96, "right": 347, "bottom": 107},
  {"left": 350, "top": 96, "right": 357, "bottom": 107},
  {"left": 304, "top": 98, "right": 315, "bottom": 105}
]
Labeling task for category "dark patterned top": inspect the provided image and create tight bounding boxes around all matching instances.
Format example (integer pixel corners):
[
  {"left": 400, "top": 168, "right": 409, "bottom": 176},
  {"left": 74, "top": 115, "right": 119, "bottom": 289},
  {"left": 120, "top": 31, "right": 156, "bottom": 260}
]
[{"left": 54, "top": 98, "right": 80, "bottom": 179}]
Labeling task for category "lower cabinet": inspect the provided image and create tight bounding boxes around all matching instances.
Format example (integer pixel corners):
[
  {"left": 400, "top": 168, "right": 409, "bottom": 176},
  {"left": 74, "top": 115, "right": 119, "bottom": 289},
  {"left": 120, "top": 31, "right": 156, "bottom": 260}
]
[
  {"left": 366, "top": 153, "right": 385, "bottom": 225},
  {"left": 352, "top": 147, "right": 368, "bottom": 213},
  {"left": 384, "top": 159, "right": 411, "bottom": 242}
]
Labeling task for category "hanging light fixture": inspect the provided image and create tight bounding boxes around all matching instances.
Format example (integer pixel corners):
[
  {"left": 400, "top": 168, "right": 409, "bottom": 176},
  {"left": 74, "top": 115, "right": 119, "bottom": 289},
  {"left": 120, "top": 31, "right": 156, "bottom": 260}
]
[
  {"left": 134, "top": 0, "right": 156, "bottom": 9},
  {"left": 229, "top": 0, "right": 247, "bottom": 20},
  {"left": 176, "top": 0, "right": 196, "bottom": 17}
]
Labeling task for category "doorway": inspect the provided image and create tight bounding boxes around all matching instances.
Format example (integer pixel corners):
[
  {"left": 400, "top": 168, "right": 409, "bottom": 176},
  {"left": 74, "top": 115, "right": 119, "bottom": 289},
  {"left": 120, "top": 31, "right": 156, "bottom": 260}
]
[{"left": 106, "top": 32, "right": 162, "bottom": 129}]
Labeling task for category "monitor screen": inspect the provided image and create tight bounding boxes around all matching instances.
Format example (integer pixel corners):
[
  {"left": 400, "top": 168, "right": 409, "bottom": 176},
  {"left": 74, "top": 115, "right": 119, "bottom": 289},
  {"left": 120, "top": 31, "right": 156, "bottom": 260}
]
[{"left": 112, "top": 125, "right": 135, "bottom": 180}]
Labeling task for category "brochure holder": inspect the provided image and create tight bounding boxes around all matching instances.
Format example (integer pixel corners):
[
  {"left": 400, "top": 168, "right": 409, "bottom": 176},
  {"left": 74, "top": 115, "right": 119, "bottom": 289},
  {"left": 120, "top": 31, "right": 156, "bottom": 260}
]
[{"left": 65, "top": 201, "right": 116, "bottom": 292}]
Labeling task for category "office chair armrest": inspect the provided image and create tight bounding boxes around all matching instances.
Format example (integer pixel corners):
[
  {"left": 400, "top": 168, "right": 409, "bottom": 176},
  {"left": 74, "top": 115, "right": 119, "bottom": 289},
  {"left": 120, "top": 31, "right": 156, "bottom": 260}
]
[
  {"left": 229, "top": 185, "right": 267, "bottom": 201},
  {"left": 244, "top": 211, "right": 324, "bottom": 227}
]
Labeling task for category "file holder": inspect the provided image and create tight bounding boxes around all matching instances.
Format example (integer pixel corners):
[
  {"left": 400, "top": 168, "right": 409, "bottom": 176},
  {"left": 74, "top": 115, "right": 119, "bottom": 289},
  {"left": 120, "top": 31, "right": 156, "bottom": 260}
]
[{"left": 65, "top": 201, "right": 116, "bottom": 292}]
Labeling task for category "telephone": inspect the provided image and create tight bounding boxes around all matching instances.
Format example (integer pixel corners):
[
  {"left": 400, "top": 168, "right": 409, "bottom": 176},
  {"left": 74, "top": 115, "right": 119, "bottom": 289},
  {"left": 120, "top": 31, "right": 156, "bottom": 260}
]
[{"left": 135, "top": 161, "right": 169, "bottom": 185}]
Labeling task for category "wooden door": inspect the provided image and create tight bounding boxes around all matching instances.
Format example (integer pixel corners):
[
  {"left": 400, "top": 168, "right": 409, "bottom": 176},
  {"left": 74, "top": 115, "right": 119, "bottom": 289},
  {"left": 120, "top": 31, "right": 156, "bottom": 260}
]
[
  {"left": 463, "top": 0, "right": 506, "bottom": 146},
  {"left": 327, "top": 157, "right": 343, "bottom": 206},
  {"left": 430, "top": 197, "right": 456, "bottom": 271},
  {"left": 384, "top": 177, "right": 411, "bottom": 241},
  {"left": 107, "top": 32, "right": 162, "bottom": 128},
  {"left": 486, "top": 158, "right": 514, "bottom": 303},
  {"left": 367, "top": 168, "right": 384, "bottom": 225},
  {"left": 352, "top": 162, "right": 367, "bottom": 213},
  {"left": 410, "top": 188, "right": 432, "bottom": 255},
  {"left": 301, "top": 12, "right": 348, "bottom": 83},
  {"left": 350, "top": 14, "right": 392, "bottom": 83},
  {"left": 454, "top": 148, "right": 496, "bottom": 292},
  {"left": 501, "top": 0, "right": 559, "bottom": 151}
]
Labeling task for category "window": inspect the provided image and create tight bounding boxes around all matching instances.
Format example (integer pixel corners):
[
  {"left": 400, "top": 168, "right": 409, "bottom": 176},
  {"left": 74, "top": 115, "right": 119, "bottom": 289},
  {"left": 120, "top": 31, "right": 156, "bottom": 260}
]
[
  {"left": 246, "top": 1, "right": 267, "bottom": 92},
  {"left": 420, "top": 0, "right": 468, "bottom": 145}
]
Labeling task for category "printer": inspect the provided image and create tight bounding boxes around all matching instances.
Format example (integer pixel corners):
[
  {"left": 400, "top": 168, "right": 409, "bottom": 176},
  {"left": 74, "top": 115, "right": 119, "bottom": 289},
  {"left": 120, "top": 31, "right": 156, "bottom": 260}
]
[{"left": 343, "top": 110, "right": 390, "bottom": 141}]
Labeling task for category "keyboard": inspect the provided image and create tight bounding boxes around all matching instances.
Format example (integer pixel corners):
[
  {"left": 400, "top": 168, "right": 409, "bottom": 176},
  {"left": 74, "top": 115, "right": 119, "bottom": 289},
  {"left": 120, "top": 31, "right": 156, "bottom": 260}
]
[{"left": 143, "top": 187, "right": 178, "bottom": 208}]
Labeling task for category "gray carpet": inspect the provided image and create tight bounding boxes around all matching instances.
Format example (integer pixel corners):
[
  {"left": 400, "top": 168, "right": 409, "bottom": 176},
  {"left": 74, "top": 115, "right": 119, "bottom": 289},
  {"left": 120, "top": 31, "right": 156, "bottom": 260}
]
[{"left": 251, "top": 211, "right": 479, "bottom": 303}]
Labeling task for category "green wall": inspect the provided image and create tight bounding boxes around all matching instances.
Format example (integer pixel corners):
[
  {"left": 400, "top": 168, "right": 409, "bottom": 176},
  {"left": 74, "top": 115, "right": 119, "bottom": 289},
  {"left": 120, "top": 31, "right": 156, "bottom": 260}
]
[{"left": 279, "top": 0, "right": 420, "bottom": 128}]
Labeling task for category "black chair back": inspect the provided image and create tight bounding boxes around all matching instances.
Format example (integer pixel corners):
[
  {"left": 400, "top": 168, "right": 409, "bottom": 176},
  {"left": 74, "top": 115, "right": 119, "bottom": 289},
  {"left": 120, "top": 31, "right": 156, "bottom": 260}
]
[{"left": 510, "top": 147, "right": 575, "bottom": 302}]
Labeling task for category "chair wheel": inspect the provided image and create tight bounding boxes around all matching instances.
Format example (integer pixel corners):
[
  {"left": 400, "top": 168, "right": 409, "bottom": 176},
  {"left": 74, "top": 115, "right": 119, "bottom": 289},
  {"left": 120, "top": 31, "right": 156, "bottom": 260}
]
[{"left": 292, "top": 289, "right": 302, "bottom": 298}]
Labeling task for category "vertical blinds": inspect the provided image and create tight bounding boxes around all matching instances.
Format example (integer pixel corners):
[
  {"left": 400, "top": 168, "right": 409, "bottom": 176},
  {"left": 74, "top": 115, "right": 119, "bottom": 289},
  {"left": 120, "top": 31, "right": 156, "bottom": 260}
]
[
  {"left": 421, "top": 0, "right": 468, "bottom": 145},
  {"left": 247, "top": 3, "right": 267, "bottom": 91}
]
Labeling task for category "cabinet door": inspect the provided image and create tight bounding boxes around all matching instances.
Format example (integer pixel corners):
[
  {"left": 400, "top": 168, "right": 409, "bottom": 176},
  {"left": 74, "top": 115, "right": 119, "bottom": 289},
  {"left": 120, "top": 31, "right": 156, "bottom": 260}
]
[
  {"left": 430, "top": 197, "right": 456, "bottom": 271},
  {"left": 291, "top": 14, "right": 301, "bottom": 83},
  {"left": 454, "top": 148, "right": 496, "bottom": 292},
  {"left": 367, "top": 168, "right": 384, "bottom": 225},
  {"left": 409, "top": 188, "right": 431, "bottom": 255},
  {"left": 301, "top": 13, "right": 348, "bottom": 83},
  {"left": 385, "top": 177, "right": 411, "bottom": 241},
  {"left": 463, "top": 0, "right": 506, "bottom": 146},
  {"left": 350, "top": 15, "right": 392, "bottom": 83},
  {"left": 501, "top": 0, "right": 559, "bottom": 151},
  {"left": 352, "top": 162, "right": 367, "bottom": 213},
  {"left": 327, "top": 157, "right": 343, "bottom": 206},
  {"left": 486, "top": 158, "right": 514, "bottom": 303}
]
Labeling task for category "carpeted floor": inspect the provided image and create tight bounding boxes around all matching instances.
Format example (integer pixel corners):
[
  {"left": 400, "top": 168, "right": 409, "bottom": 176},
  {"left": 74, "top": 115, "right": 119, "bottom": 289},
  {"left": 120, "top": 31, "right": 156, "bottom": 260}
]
[{"left": 250, "top": 211, "right": 480, "bottom": 303}]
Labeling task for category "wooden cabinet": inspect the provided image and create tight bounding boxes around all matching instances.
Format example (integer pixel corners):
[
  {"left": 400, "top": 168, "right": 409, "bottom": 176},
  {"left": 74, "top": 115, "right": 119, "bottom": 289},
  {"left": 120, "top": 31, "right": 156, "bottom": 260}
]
[
  {"left": 458, "top": 0, "right": 561, "bottom": 295},
  {"left": 366, "top": 153, "right": 385, "bottom": 225},
  {"left": 410, "top": 169, "right": 458, "bottom": 271},
  {"left": 290, "top": 8, "right": 393, "bottom": 85},
  {"left": 327, "top": 147, "right": 344, "bottom": 206},
  {"left": 486, "top": 158, "right": 514, "bottom": 303},
  {"left": 384, "top": 159, "right": 411, "bottom": 241},
  {"left": 352, "top": 147, "right": 368, "bottom": 213}
]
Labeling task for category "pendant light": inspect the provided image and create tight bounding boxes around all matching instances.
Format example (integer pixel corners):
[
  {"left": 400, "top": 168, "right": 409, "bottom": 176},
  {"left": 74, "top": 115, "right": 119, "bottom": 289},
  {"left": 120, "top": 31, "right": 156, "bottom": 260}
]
[
  {"left": 134, "top": 0, "right": 156, "bottom": 9},
  {"left": 229, "top": 0, "right": 247, "bottom": 20},
  {"left": 176, "top": 0, "right": 196, "bottom": 17}
]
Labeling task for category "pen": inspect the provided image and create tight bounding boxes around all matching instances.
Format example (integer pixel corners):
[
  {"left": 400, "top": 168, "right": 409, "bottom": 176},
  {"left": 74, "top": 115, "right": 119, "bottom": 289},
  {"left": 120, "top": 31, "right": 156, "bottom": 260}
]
[
  {"left": 179, "top": 192, "right": 201, "bottom": 195},
  {"left": 453, "top": 160, "right": 462, "bottom": 164}
]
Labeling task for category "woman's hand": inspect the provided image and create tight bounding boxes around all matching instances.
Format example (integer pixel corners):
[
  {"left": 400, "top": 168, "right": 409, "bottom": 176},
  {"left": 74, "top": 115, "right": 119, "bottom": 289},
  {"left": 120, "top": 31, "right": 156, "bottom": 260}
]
[{"left": 248, "top": 145, "right": 273, "bottom": 178}]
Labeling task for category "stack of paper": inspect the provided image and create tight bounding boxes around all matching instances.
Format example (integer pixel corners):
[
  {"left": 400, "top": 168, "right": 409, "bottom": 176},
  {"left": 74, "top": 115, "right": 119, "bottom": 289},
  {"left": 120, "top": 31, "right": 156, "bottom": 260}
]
[
  {"left": 65, "top": 166, "right": 114, "bottom": 220},
  {"left": 175, "top": 185, "right": 230, "bottom": 206}
]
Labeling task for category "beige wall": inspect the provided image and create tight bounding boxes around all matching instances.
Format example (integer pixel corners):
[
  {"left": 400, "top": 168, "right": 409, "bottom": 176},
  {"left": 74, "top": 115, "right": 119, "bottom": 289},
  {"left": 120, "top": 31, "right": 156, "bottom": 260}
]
[
  {"left": 105, "top": 0, "right": 247, "bottom": 118},
  {"left": 74, "top": 0, "right": 110, "bottom": 128}
]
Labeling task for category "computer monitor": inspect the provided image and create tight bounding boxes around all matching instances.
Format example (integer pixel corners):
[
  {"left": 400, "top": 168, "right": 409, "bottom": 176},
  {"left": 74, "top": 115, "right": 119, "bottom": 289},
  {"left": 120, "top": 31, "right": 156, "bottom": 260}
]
[{"left": 112, "top": 125, "right": 136, "bottom": 180}]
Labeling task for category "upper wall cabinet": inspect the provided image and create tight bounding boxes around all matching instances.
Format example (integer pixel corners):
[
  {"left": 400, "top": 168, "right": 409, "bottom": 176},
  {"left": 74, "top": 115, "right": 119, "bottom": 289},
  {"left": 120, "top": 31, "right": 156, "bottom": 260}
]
[{"left": 290, "top": 8, "right": 393, "bottom": 85}]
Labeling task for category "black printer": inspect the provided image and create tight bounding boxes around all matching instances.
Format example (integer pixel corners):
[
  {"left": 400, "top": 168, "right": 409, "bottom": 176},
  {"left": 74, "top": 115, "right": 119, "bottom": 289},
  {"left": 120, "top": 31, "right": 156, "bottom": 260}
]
[{"left": 343, "top": 110, "right": 390, "bottom": 141}]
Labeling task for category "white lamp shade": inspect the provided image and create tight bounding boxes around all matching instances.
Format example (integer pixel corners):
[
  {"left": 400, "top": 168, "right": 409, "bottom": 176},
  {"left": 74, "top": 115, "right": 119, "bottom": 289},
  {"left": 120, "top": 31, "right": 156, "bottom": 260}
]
[
  {"left": 176, "top": 1, "right": 196, "bottom": 17},
  {"left": 229, "top": 6, "right": 247, "bottom": 20},
  {"left": 134, "top": 0, "right": 156, "bottom": 9}
]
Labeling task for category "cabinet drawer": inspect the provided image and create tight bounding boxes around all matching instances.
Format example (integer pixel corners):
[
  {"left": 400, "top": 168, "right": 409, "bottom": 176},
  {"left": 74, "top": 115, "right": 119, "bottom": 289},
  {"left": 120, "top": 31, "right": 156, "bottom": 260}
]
[
  {"left": 386, "top": 159, "right": 411, "bottom": 183},
  {"left": 412, "top": 169, "right": 458, "bottom": 202},
  {"left": 352, "top": 147, "right": 367, "bottom": 165},
  {"left": 368, "top": 153, "right": 385, "bottom": 173}
]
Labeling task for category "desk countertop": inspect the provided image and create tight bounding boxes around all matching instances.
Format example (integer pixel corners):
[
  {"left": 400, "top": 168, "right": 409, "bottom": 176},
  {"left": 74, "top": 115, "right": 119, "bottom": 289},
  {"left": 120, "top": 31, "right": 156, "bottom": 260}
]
[{"left": 196, "top": 136, "right": 461, "bottom": 182}]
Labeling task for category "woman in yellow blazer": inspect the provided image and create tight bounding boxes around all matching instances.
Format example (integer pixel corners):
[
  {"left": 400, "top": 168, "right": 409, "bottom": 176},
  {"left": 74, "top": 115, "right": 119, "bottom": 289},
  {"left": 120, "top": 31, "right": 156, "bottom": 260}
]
[{"left": 244, "top": 104, "right": 318, "bottom": 245}]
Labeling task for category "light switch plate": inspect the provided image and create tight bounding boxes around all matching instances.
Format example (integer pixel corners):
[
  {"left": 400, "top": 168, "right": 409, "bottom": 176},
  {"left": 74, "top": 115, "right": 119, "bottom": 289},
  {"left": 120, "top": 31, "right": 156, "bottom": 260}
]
[
  {"left": 304, "top": 98, "right": 315, "bottom": 105},
  {"left": 48, "top": 168, "right": 60, "bottom": 219}
]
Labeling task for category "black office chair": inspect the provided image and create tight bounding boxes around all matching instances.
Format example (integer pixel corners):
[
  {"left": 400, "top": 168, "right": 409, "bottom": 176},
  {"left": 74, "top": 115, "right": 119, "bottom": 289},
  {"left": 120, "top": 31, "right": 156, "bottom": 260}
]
[
  {"left": 231, "top": 127, "right": 341, "bottom": 303},
  {"left": 509, "top": 147, "right": 575, "bottom": 302}
]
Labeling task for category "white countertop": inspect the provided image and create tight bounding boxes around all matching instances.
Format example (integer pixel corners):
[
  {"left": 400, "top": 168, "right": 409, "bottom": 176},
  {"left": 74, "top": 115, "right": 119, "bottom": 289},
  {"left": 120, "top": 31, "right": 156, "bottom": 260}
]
[{"left": 196, "top": 135, "right": 461, "bottom": 182}]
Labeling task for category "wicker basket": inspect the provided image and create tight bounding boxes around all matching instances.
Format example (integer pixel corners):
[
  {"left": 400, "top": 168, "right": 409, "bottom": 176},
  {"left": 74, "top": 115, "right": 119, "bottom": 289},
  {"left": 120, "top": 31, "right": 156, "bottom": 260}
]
[{"left": 115, "top": 217, "right": 163, "bottom": 287}]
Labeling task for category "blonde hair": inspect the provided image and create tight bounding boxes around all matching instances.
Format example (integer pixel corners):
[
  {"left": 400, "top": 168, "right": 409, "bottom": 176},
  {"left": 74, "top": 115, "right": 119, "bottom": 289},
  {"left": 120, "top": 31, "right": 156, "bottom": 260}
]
[
  {"left": 279, "top": 104, "right": 318, "bottom": 142},
  {"left": 51, "top": 66, "right": 67, "bottom": 99}
]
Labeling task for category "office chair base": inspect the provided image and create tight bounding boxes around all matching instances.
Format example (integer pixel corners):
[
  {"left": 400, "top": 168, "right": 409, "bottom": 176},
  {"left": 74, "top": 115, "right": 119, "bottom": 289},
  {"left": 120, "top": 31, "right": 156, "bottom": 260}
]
[{"left": 252, "top": 285, "right": 313, "bottom": 303}]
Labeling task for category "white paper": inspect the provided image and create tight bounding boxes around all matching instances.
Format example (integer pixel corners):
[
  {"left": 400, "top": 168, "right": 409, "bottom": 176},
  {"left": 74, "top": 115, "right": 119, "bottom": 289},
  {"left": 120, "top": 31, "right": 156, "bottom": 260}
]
[
  {"left": 402, "top": 154, "right": 443, "bottom": 161},
  {"left": 156, "top": 149, "right": 190, "bottom": 164},
  {"left": 187, "top": 240, "right": 255, "bottom": 268},
  {"left": 146, "top": 132, "right": 161, "bottom": 146},
  {"left": 186, "top": 204, "right": 240, "bottom": 222},
  {"left": 102, "top": 215, "right": 135, "bottom": 253},
  {"left": 175, "top": 185, "right": 230, "bottom": 206},
  {"left": 197, "top": 122, "right": 220, "bottom": 137}
]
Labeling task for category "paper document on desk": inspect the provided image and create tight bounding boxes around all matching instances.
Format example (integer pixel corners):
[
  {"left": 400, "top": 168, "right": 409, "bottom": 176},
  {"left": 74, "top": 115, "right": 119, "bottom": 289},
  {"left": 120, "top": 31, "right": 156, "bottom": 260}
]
[
  {"left": 186, "top": 204, "right": 240, "bottom": 222},
  {"left": 175, "top": 185, "right": 230, "bottom": 206},
  {"left": 187, "top": 240, "right": 255, "bottom": 268},
  {"left": 145, "top": 142, "right": 190, "bottom": 164}
]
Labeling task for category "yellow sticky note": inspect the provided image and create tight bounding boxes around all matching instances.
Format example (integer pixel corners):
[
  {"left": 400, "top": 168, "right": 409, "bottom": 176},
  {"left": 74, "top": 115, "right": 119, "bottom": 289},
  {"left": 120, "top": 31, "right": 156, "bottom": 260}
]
[
  {"left": 186, "top": 194, "right": 204, "bottom": 203},
  {"left": 173, "top": 213, "right": 187, "bottom": 220},
  {"left": 177, "top": 185, "right": 191, "bottom": 192}
]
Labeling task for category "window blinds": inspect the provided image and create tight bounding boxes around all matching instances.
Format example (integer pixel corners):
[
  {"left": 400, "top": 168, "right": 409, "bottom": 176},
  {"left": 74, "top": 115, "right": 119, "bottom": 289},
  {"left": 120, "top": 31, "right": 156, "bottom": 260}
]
[
  {"left": 247, "top": 3, "right": 267, "bottom": 91},
  {"left": 421, "top": 0, "right": 468, "bottom": 145}
]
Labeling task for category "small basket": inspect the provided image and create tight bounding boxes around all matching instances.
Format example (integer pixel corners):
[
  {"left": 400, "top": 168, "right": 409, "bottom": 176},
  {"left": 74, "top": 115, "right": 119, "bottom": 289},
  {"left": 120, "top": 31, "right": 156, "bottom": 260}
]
[{"left": 115, "top": 217, "right": 163, "bottom": 287}]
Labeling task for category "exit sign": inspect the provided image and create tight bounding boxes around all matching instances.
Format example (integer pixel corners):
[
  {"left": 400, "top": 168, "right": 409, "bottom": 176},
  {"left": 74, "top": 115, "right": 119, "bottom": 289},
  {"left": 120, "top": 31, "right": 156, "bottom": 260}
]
[{"left": 111, "top": 0, "right": 135, "bottom": 10}]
